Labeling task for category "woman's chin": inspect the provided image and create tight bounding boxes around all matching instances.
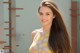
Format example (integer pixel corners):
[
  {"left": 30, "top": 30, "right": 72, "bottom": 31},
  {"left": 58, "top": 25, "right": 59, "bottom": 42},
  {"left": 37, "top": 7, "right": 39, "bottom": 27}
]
[{"left": 42, "top": 23, "right": 48, "bottom": 27}]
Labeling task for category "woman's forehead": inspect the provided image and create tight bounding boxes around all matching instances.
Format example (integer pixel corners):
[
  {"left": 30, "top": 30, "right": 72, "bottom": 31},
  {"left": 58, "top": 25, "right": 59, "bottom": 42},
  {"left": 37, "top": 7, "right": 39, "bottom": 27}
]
[{"left": 39, "top": 6, "right": 52, "bottom": 13}]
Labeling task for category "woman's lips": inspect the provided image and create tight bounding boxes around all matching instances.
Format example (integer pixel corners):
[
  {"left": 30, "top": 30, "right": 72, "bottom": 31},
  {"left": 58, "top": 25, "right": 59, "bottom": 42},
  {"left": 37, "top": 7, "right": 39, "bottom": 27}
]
[{"left": 42, "top": 19, "right": 48, "bottom": 22}]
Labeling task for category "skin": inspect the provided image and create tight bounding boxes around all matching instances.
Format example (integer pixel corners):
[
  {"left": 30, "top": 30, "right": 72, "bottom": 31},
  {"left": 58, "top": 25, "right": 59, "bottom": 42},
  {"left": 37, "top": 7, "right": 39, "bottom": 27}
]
[{"left": 38, "top": 6, "right": 55, "bottom": 32}]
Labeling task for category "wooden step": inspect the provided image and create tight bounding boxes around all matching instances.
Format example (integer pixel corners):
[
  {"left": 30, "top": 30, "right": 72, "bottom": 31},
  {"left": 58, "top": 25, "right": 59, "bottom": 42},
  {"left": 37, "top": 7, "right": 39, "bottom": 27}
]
[
  {"left": 71, "top": 14, "right": 80, "bottom": 17},
  {"left": 8, "top": 8, "right": 24, "bottom": 10},
  {"left": 6, "top": 34, "right": 15, "bottom": 36},
  {"left": 16, "top": 45, "right": 19, "bottom": 47},
  {"left": 4, "top": 21, "right": 9, "bottom": 23},
  {"left": 0, "top": 41, "right": 6, "bottom": 44},
  {"left": 16, "top": 15, "right": 20, "bottom": 17},
  {"left": 70, "top": 9, "right": 80, "bottom": 11},
  {"left": 3, "top": 46, "right": 11, "bottom": 49},
  {"left": 3, "top": 2, "right": 10, "bottom": 4},
  {"left": 4, "top": 21, "right": 11, "bottom": 24},
  {"left": 4, "top": 28, "right": 14, "bottom": 30}
]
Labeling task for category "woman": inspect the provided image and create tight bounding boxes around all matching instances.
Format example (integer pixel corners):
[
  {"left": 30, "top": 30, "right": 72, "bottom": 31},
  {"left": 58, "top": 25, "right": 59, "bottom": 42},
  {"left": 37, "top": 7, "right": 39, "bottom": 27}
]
[{"left": 29, "top": 0, "right": 71, "bottom": 53}]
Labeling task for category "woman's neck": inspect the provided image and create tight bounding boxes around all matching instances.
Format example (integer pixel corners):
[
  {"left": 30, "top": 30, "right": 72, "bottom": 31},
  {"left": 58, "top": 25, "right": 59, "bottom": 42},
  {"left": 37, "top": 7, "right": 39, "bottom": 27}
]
[{"left": 42, "top": 24, "right": 52, "bottom": 32}]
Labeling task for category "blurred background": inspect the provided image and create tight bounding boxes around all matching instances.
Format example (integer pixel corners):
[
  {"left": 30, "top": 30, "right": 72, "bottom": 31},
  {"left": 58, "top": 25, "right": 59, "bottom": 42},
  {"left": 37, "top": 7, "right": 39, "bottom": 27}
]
[{"left": 0, "top": 0, "right": 80, "bottom": 53}]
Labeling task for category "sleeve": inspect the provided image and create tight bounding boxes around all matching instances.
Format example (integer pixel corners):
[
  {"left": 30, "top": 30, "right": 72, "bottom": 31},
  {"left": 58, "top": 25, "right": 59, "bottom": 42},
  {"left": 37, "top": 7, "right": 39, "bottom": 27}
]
[{"left": 31, "top": 29, "right": 37, "bottom": 41}]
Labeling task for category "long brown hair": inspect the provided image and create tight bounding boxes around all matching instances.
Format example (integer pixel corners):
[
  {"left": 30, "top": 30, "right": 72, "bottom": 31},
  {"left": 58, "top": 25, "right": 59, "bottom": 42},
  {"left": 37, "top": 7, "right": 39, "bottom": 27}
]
[{"left": 38, "top": 1, "right": 71, "bottom": 53}]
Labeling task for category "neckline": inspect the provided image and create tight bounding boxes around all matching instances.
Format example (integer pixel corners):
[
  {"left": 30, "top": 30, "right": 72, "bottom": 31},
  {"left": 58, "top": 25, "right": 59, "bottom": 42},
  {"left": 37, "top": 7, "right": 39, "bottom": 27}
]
[{"left": 40, "top": 28, "right": 50, "bottom": 35}]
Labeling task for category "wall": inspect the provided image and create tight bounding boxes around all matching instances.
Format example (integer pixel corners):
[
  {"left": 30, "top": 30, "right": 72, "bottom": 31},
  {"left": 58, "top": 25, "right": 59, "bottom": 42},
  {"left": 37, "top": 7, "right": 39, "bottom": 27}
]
[
  {"left": 3, "top": 0, "right": 71, "bottom": 53},
  {"left": 15, "top": 0, "right": 71, "bottom": 53},
  {"left": 0, "top": 0, "right": 4, "bottom": 49},
  {"left": 3, "top": 0, "right": 9, "bottom": 52}
]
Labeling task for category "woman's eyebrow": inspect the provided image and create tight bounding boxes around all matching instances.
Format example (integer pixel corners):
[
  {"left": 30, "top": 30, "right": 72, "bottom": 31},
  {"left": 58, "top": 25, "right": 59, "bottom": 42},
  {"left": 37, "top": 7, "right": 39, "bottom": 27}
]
[{"left": 39, "top": 11, "right": 42, "bottom": 13}]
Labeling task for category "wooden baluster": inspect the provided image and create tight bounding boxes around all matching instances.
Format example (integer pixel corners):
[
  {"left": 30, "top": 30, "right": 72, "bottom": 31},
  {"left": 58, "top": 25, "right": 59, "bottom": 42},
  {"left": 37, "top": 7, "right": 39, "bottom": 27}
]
[
  {"left": 6, "top": 34, "right": 15, "bottom": 36},
  {"left": 3, "top": 2, "right": 10, "bottom": 4}
]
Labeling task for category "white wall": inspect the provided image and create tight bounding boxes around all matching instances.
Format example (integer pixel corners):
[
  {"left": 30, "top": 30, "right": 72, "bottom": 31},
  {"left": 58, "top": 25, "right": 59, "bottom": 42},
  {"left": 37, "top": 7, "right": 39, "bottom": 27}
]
[{"left": 3, "top": 0, "right": 71, "bottom": 53}]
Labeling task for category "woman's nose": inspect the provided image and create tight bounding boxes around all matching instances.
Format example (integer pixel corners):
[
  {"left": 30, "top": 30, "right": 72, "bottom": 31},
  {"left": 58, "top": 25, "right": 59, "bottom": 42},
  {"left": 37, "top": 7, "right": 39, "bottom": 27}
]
[{"left": 42, "top": 15, "right": 46, "bottom": 19}]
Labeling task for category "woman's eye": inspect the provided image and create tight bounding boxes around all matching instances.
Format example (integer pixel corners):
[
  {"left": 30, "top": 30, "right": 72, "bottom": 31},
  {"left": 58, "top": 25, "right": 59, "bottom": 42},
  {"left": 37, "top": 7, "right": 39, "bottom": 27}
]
[
  {"left": 46, "top": 13, "right": 50, "bottom": 15},
  {"left": 39, "top": 12, "right": 43, "bottom": 15}
]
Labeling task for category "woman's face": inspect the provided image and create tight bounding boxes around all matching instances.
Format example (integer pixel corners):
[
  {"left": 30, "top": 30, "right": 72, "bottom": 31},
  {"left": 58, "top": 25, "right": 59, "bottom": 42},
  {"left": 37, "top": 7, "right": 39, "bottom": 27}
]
[{"left": 38, "top": 6, "right": 55, "bottom": 27}]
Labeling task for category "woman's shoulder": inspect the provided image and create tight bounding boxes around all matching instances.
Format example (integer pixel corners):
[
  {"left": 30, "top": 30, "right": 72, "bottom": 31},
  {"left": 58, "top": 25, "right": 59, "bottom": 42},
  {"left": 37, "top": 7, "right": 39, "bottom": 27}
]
[
  {"left": 31, "top": 28, "right": 42, "bottom": 41},
  {"left": 32, "top": 28, "right": 42, "bottom": 34}
]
